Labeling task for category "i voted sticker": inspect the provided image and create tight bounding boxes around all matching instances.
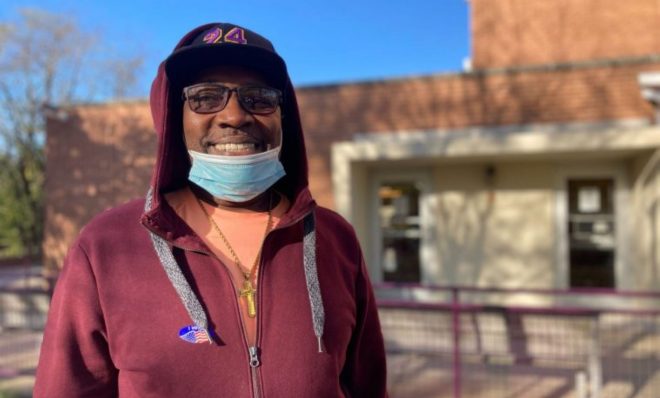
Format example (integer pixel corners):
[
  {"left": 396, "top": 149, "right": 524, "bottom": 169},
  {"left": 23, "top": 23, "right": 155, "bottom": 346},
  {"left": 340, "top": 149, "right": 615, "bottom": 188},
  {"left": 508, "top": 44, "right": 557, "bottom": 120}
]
[{"left": 178, "top": 325, "right": 213, "bottom": 344}]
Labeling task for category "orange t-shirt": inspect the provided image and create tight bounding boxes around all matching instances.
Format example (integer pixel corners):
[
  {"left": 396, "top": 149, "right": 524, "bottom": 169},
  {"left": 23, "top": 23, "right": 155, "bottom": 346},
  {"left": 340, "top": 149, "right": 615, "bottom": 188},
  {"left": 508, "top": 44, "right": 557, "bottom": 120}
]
[{"left": 165, "top": 186, "right": 290, "bottom": 345}]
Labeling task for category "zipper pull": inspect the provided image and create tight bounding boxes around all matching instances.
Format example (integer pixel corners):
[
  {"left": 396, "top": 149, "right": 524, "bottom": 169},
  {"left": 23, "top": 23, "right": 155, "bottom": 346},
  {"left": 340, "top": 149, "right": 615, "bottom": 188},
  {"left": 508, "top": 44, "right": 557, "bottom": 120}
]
[{"left": 249, "top": 346, "right": 261, "bottom": 368}]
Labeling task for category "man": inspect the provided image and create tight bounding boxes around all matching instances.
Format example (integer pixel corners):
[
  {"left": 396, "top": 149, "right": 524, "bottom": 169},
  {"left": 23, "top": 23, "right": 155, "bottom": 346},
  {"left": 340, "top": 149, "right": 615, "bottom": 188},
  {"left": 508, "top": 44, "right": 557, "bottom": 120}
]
[{"left": 34, "top": 22, "right": 387, "bottom": 397}]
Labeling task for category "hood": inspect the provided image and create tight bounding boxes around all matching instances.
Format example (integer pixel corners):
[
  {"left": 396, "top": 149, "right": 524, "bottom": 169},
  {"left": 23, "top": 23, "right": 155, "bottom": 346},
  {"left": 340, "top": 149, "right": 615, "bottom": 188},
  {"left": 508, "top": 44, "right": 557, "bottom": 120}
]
[{"left": 145, "top": 23, "right": 311, "bottom": 214}]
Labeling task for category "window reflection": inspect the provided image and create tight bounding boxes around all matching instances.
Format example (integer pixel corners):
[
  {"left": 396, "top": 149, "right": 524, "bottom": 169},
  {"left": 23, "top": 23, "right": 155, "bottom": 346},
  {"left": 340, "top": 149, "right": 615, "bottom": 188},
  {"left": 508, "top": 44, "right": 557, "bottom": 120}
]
[{"left": 379, "top": 182, "right": 421, "bottom": 283}]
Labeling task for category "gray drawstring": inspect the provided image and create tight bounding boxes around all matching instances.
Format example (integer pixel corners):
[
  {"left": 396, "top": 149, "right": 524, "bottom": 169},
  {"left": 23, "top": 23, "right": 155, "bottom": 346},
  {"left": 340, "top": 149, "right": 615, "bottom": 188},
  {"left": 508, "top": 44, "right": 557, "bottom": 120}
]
[
  {"left": 145, "top": 188, "right": 325, "bottom": 352},
  {"left": 303, "top": 212, "right": 325, "bottom": 353},
  {"left": 145, "top": 188, "right": 213, "bottom": 343}
]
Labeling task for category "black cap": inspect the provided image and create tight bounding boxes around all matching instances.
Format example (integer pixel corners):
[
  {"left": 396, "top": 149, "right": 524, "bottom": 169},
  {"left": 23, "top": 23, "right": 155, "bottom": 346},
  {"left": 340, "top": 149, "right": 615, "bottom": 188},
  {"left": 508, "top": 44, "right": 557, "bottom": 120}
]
[{"left": 165, "top": 23, "right": 287, "bottom": 90}]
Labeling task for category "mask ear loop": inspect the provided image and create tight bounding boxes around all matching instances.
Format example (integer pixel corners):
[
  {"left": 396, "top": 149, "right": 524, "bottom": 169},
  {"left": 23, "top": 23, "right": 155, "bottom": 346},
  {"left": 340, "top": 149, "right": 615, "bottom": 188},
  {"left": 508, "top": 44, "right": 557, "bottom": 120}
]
[{"left": 276, "top": 128, "right": 283, "bottom": 158}]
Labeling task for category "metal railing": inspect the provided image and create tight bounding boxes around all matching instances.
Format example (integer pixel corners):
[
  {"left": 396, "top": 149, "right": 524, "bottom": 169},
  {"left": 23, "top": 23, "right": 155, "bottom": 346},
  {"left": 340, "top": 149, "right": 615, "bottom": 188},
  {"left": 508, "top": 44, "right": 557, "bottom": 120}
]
[
  {"left": 2, "top": 274, "right": 660, "bottom": 397},
  {"left": 376, "top": 284, "right": 660, "bottom": 398}
]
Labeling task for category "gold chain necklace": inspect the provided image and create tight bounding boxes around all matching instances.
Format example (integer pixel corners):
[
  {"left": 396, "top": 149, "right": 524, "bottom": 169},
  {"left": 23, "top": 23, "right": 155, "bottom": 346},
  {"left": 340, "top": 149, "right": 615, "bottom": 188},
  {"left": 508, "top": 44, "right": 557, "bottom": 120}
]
[{"left": 195, "top": 195, "right": 273, "bottom": 318}]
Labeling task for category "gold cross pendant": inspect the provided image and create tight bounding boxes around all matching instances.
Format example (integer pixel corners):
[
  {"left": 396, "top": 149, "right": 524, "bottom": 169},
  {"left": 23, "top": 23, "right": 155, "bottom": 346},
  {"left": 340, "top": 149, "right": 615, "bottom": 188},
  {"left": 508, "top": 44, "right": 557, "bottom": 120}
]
[{"left": 239, "top": 279, "right": 257, "bottom": 318}]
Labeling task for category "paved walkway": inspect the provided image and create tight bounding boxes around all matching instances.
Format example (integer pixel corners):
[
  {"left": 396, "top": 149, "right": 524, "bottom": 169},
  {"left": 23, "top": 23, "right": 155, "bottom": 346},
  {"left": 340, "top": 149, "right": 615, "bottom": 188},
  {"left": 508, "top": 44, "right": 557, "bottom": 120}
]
[
  {"left": 0, "top": 330, "right": 41, "bottom": 397},
  {"left": 3, "top": 266, "right": 660, "bottom": 397}
]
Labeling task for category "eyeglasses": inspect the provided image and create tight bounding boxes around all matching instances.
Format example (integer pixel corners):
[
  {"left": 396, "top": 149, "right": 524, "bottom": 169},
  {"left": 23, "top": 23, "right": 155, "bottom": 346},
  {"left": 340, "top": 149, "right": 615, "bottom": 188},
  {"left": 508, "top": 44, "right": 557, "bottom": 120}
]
[{"left": 182, "top": 83, "right": 282, "bottom": 115}]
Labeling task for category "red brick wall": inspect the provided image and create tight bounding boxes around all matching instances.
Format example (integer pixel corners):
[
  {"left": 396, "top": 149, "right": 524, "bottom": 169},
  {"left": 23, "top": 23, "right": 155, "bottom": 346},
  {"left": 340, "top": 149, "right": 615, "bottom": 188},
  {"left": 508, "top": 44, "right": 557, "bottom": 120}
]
[
  {"left": 471, "top": 0, "right": 660, "bottom": 69},
  {"left": 43, "top": 103, "right": 156, "bottom": 272}
]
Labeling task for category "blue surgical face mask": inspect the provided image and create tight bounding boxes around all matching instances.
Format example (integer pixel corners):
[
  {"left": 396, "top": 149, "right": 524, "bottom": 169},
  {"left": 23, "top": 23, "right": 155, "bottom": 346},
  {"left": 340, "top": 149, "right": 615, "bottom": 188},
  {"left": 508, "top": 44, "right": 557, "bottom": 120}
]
[{"left": 188, "top": 147, "right": 286, "bottom": 203}]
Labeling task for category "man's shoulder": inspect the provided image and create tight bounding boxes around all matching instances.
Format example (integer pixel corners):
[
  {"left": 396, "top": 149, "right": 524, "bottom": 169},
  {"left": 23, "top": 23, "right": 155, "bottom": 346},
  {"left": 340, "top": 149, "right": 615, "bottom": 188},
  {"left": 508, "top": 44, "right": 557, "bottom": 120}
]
[
  {"left": 80, "top": 198, "right": 147, "bottom": 238},
  {"left": 314, "top": 206, "right": 351, "bottom": 226},
  {"left": 313, "top": 206, "right": 358, "bottom": 238}
]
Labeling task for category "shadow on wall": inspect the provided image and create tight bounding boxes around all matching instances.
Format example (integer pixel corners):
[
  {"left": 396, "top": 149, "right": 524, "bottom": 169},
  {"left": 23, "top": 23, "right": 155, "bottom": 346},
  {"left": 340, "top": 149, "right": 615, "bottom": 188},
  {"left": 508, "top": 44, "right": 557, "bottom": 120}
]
[
  {"left": 43, "top": 102, "right": 156, "bottom": 273},
  {"left": 429, "top": 174, "right": 557, "bottom": 291}
]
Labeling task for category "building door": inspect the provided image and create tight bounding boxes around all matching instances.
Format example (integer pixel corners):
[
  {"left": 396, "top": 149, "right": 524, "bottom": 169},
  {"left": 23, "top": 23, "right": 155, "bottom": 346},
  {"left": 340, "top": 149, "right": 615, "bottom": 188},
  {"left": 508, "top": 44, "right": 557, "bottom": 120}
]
[
  {"left": 567, "top": 179, "right": 616, "bottom": 288},
  {"left": 377, "top": 181, "right": 422, "bottom": 282}
]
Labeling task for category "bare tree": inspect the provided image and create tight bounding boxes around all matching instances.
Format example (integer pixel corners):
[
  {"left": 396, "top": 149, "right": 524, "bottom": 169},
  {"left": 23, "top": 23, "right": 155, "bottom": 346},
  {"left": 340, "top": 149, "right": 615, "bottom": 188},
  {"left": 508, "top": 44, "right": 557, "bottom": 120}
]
[{"left": 0, "top": 8, "right": 144, "bottom": 258}]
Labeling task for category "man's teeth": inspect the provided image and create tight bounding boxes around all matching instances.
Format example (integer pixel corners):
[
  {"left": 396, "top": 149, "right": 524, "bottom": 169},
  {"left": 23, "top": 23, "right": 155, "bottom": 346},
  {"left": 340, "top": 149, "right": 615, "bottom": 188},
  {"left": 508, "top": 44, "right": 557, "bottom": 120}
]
[{"left": 212, "top": 143, "right": 257, "bottom": 152}]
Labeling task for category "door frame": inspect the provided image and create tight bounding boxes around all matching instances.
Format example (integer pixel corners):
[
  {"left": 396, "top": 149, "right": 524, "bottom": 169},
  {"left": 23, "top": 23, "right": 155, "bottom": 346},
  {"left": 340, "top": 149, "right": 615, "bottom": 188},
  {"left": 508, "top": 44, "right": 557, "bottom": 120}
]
[
  {"left": 369, "top": 170, "right": 436, "bottom": 284},
  {"left": 555, "top": 163, "right": 631, "bottom": 289}
]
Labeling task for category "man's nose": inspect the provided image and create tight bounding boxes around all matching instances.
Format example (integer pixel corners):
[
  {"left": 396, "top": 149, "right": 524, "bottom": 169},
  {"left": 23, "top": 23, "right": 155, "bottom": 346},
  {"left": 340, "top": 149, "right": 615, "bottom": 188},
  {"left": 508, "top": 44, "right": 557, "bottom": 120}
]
[{"left": 214, "top": 91, "right": 251, "bottom": 127}]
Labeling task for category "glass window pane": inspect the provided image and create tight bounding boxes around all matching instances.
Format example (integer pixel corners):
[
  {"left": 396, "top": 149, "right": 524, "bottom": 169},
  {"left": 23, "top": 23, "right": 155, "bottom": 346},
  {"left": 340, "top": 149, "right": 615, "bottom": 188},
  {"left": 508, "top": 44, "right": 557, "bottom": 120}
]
[
  {"left": 379, "top": 182, "right": 421, "bottom": 283},
  {"left": 567, "top": 179, "right": 615, "bottom": 288}
]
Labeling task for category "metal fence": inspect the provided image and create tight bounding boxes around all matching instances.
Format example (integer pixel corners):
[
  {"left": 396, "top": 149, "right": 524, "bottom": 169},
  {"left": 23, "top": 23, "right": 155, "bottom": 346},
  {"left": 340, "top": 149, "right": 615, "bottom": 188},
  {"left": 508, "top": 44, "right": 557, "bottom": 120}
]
[
  {"left": 2, "top": 271, "right": 660, "bottom": 398},
  {"left": 377, "top": 284, "right": 660, "bottom": 398}
]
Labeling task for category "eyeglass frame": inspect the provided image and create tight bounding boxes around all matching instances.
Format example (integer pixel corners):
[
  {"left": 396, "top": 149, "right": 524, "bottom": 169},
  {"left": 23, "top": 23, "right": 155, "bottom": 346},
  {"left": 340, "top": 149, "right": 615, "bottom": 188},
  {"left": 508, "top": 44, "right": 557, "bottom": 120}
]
[{"left": 182, "top": 83, "right": 283, "bottom": 115}]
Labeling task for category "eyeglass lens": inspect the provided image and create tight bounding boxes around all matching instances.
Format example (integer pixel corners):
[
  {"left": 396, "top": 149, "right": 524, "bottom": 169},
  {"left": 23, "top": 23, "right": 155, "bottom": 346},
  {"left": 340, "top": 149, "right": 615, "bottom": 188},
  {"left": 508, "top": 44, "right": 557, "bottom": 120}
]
[{"left": 184, "top": 84, "right": 280, "bottom": 115}]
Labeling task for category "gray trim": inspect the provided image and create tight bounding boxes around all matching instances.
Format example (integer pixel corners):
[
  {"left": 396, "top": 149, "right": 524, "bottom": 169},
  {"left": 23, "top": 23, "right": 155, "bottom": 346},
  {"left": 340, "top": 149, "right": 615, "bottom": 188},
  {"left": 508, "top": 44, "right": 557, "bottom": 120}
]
[{"left": 145, "top": 188, "right": 212, "bottom": 343}]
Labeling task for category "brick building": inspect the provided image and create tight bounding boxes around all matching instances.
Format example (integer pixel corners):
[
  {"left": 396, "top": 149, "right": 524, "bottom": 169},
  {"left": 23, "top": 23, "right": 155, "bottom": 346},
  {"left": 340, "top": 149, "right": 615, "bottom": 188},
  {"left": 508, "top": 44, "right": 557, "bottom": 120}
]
[{"left": 44, "top": 0, "right": 660, "bottom": 294}]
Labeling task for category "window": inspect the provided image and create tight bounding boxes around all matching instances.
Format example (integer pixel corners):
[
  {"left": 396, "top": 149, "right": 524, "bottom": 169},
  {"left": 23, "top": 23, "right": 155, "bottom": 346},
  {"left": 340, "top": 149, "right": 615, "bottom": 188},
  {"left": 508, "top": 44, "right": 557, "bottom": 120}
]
[
  {"left": 567, "top": 179, "right": 615, "bottom": 288},
  {"left": 378, "top": 182, "right": 422, "bottom": 283}
]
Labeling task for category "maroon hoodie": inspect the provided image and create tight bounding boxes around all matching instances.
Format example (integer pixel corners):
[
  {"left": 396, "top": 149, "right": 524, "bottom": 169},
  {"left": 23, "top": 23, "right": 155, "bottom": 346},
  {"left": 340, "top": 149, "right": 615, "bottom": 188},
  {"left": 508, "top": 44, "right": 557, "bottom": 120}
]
[{"left": 34, "top": 23, "right": 387, "bottom": 397}]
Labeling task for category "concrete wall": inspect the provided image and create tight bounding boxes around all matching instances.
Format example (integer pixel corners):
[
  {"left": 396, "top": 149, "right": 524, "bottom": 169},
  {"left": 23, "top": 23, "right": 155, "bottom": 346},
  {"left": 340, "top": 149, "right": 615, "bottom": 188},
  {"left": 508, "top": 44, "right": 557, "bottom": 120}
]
[
  {"left": 334, "top": 123, "right": 660, "bottom": 293},
  {"left": 630, "top": 149, "right": 660, "bottom": 290},
  {"left": 431, "top": 162, "right": 556, "bottom": 288}
]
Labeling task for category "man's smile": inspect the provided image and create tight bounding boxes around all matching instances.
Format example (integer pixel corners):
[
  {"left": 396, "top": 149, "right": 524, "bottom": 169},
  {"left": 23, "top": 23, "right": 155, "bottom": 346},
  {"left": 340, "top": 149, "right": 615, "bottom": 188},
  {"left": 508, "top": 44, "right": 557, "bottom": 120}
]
[
  {"left": 207, "top": 141, "right": 263, "bottom": 155},
  {"left": 201, "top": 131, "right": 266, "bottom": 155}
]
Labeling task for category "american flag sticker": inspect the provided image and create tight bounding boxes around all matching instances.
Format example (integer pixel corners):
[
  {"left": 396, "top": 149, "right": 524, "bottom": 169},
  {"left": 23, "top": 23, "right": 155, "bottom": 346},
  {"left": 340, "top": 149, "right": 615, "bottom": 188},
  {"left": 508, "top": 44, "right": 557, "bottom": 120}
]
[{"left": 178, "top": 325, "right": 213, "bottom": 344}]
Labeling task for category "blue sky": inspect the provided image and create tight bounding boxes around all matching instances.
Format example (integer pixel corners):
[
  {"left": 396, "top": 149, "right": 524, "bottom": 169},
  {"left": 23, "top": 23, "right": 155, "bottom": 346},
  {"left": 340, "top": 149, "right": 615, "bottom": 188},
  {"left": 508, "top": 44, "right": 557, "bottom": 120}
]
[{"left": 1, "top": 0, "right": 470, "bottom": 95}]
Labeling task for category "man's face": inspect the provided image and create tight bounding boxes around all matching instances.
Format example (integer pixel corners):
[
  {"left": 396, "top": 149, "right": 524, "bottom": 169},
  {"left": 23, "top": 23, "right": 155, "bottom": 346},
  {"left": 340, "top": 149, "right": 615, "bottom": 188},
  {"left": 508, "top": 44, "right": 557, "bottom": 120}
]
[{"left": 182, "top": 65, "right": 282, "bottom": 156}]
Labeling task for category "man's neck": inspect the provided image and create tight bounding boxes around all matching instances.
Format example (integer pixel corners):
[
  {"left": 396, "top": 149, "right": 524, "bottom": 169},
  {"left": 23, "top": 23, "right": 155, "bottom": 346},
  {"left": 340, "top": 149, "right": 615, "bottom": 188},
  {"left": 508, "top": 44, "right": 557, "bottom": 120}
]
[{"left": 189, "top": 184, "right": 278, "bottom": 213}]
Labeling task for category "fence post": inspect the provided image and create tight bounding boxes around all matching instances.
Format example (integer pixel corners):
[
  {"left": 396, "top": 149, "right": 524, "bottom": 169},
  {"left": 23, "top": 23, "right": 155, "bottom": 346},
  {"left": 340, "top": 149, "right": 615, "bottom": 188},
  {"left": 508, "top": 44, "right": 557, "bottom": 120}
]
[
  {"left": 588, "top": 316, "right": 602, "bottom": 398},
  {"left": 575, "top": 371, "right": 588, "bottom": 398},
  {"left": 452, "top": 287, "right": 461, "bottom": 398}
]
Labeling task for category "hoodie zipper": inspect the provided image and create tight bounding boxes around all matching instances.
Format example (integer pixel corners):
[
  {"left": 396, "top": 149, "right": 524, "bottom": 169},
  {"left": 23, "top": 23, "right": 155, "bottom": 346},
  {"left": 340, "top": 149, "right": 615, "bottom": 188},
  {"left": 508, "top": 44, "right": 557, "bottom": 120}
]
[
  {"left": 167, "top": 207, "right": 315, "bottom": 398},
  {"left": 249, "top": 346, "right": 262, "bottom": 398},
  {"left": 236, "top": 208, "right": 313, "bottom": 398},
  {"left": 246, "top": 245, "right": 265, "bottom": 398},
  {"left": 174, "top": 240, "right": 264, "bottom": 398},
  {"left": 242, "top": 208, "right": 313, "bottom": 398},
  {"left": 225, "top": 252, "right": 264, "bottom": 398},
  {"left": 224, "top": 231, "right": 271, "bottom": 398}
]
